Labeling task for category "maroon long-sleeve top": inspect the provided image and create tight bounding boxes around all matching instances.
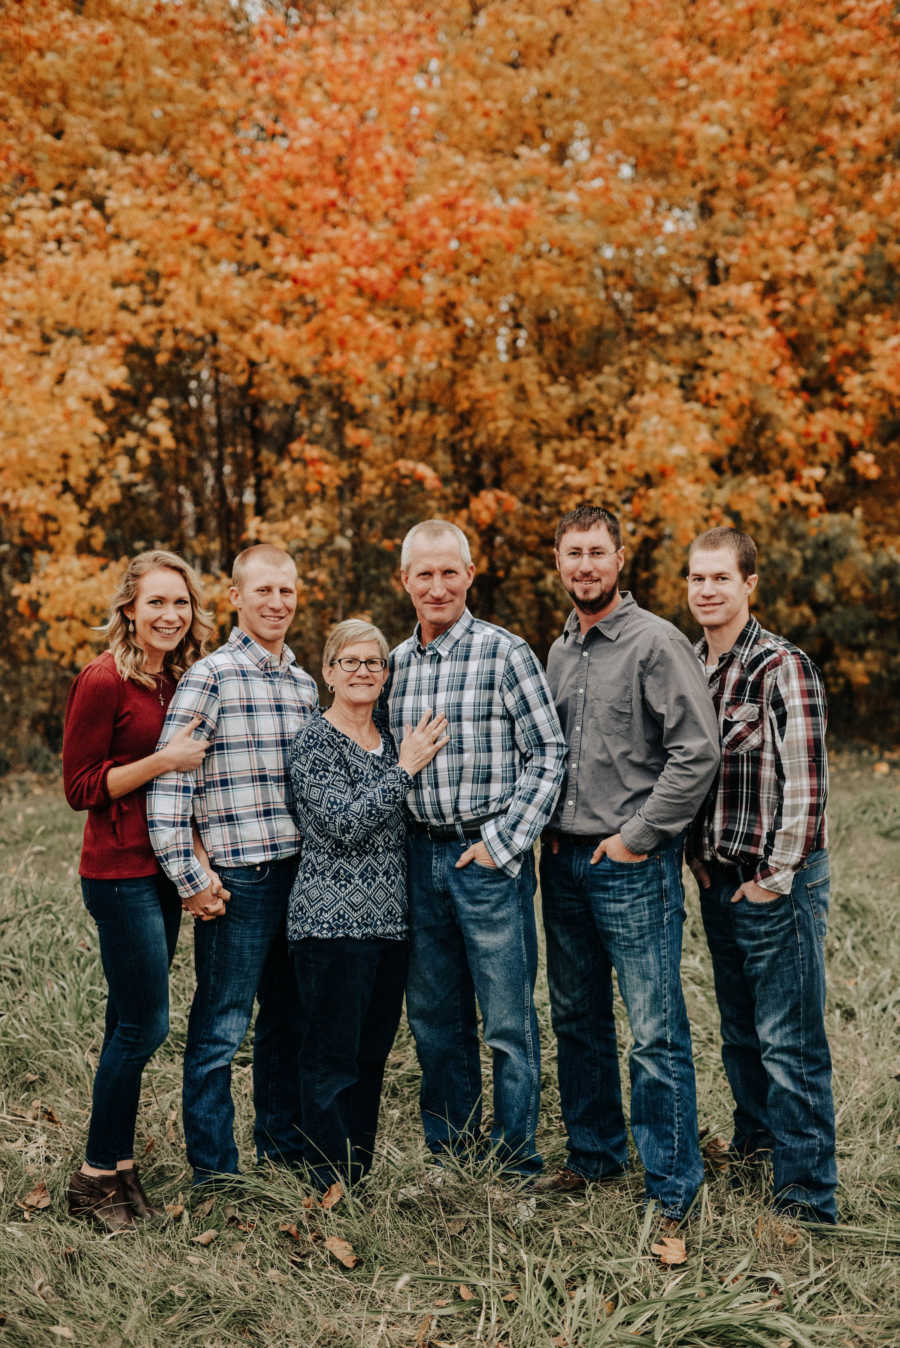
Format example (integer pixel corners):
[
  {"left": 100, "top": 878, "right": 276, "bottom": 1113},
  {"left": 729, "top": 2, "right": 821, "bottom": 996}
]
[{"left": 63, "top": 650, "right": 176, "bottom": 878}]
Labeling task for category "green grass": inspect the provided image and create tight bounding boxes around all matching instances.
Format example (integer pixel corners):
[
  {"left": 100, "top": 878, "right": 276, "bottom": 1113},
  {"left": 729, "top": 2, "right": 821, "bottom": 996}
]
[{"left": 1, "top": 752, "right": 898, "bottom": 1346}]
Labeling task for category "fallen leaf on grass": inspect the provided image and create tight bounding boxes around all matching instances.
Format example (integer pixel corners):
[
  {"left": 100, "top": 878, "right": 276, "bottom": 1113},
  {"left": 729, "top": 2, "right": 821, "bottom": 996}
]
[
  {"left": 301, "top": 1194, "right": 318, "bottom": 1210},
  {"left": 143, "top": 1137, "right": 156, "bottom": 1155},
  {"left": 502, "top": 1289, "right": 519, "bottom": 1302},
  {"left": 23, "top": 1073, "right": 39, "bottom": 1086},
  {"left": 445, "top": 1216, "right": 468, "bottom": 1235},
  {"left": 185, "top": 1255, "right": 206, "bottom": 1267},
  {"left": 165, "top": 1109, "right": 178, "bottom": 1144},
  {"left": 19, "top": 1182, "right": 51, "bottom": 1212},
  {"left": 164, "top": 1201, "right": 185, "bottom": 1219},
  {"left": 651, "top": 1236, "right": 687, "bottom": 1265},
  {"left": 321, "top": 1182, "right": 344, "bottom": 1210},
  {"left": 415, "top": 1315, "right": 435, "bottom": 1347},
  {"left": 28, "top": 1100, "right": 61, "bottom": 1126},
  {"left": 755, "top": 1214, "right": 800, "bottom": 1248},
  {"left": 551, "top": 1336, "right": 568, "bottom": 1347},
  {"left": 458, "top": 1284, "right": 474, "bottom": 1301},
  {"left": 193, "top": 1196, "right": 215, "bottom": 1219},
  {"left": 191, "top": 1229, "right": 218, "bottom": 1246},
  {"left": 324, "top": 1235, "right": 359, "bottom": 1268},
  {"left": 47, "top": 1329, "right": 73, "bottom": 1341},
  {"left": 279, "top": 1222, "right": 301, "bottom": 1240}
]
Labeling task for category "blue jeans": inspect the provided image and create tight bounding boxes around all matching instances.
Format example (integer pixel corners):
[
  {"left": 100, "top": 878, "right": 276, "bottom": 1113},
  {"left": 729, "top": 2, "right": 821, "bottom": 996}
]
[
  {"left": 541, "top": 837, "right": 703, "bottom": 1219},
  {"left": 81, "top": 875, "right": 181, "bottom": 1169},
  {"left": 699, "top": 851, "right": 837, "bottom": 1223},
  {"left": 183, "top": 856, "right": 303, "bottom": 1183},
  {"left": 291, "top": 936, "right": 408, "bottom": 1190},
  {"left": 406, "top": 834, "right": 542, "bottom": 1175}
]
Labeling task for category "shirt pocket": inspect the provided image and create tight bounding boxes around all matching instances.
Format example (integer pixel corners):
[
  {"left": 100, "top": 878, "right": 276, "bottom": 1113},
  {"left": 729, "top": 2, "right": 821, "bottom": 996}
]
[
  {"left": 589, "top": 687, "right": 632, "bottom": 735},
  {"left": 722, "top": 700, "right": 764, "bottom": 754}
]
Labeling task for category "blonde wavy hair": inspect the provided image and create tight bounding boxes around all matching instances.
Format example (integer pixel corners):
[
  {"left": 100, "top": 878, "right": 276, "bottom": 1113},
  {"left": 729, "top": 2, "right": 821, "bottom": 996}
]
[{"left": 103, "top": 550, "right": 213, "bottom": 688}]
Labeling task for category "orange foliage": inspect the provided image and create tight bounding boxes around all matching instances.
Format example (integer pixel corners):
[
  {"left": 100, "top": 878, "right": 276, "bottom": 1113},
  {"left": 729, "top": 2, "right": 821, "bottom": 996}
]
[{"left": 0, "top": 0, "right": 897, "bottom": 746}]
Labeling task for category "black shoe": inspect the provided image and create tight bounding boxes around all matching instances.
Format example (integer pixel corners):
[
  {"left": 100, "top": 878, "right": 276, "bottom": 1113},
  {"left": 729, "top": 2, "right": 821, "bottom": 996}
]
[{"left": 67, "top": 1171, "right": 135, "bottom": 1232}]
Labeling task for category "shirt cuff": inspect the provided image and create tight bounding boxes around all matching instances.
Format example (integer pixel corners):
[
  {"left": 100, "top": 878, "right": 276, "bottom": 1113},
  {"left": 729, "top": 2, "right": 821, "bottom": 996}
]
[
  {"left": 619, "top": 816, "right": 664, "bottom": 856},
  {"left": 172, "top": 858, "right": 212, "bottom": 900},
  {"left": 753, "top": 862, "right": 795, "bottom": 895},
  {"left": 480, "top": 819, "right": 522, "bottom": 877}
]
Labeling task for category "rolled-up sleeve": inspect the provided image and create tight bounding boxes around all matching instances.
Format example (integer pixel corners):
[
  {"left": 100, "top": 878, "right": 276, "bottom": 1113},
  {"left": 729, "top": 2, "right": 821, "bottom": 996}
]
[
  {"left": 755, "top": 653, "right": 828, "bottom": 893},
  {"left": 482, "top": 644, "right": 567, "bottom": 873},
  {"left": 62, "top": 662, "right": 121, "bottom": 812},
  {"left": 619, "top": 635, "right": 721, "bottom": 855},
  {"left": 147, "top": 666, "right": 219, "bottom": 898}
]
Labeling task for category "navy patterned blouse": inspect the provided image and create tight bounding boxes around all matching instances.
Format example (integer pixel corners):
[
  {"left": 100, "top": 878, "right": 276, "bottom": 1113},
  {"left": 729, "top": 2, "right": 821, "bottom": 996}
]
[{"left": 287, "top": 711, "right": 413, "bottom": 941}]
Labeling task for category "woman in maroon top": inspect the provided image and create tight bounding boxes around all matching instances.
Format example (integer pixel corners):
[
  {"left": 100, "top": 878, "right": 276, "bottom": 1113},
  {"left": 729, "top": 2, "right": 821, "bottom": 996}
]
[{"left": 63, "top": 549, "right": 219, "bottom": 1230}]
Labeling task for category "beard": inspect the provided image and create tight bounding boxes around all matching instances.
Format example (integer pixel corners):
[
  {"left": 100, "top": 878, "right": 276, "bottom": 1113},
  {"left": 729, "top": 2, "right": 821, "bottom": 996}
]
[{"left": 564, "top": 578, "right": 619, "bottom": 615}]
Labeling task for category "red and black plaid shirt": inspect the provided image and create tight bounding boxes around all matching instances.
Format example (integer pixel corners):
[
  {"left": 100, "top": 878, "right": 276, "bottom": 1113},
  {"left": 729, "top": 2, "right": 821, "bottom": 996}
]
[{"left": 688, "top": 617, "right": 828, "bottom": 894}]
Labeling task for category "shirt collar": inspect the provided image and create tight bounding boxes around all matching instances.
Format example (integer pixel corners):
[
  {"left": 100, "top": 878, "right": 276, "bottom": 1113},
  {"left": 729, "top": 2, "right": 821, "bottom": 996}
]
[
  {"left": 694, "top": 615, "right": 760, "bottom": 670},
  {"left": 228, "top": 626, "right": 296, "bottom": 672},
  {"left": 414, "top": 607, "right": 475, "bottom": 658},
  {"left": 561, "top": 591, "right": 634, "bottom": 644}
]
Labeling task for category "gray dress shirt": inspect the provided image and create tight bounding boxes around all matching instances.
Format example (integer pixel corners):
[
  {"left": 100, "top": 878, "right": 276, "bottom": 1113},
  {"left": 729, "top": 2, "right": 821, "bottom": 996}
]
[{"left": 547, "top": 594, "right": 720, "bottom": 854}]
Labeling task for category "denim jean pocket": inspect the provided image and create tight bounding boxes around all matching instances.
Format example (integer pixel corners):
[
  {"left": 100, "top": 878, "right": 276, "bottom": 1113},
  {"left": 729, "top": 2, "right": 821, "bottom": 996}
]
[{"left": 218, "top": 863, "right": 273, "bottom": 889}]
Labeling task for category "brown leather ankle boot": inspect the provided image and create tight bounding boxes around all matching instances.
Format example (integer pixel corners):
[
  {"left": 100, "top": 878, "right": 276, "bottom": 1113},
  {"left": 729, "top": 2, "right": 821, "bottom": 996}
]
[
  {"left": 118, "top": 1166, "right": 164, "bottom": 1220},
  {"left": 67, "top": 1170, "right": 135, "bottom": 1232}
]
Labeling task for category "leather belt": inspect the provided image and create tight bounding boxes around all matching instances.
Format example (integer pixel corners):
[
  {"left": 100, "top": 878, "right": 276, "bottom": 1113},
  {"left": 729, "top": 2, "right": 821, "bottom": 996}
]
[{"left": 408, "top": 815, "right": 498, "bottom": 842}]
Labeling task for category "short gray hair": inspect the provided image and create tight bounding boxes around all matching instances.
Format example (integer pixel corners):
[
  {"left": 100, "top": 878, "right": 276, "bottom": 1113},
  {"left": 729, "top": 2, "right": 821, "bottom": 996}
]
[
  {"left": 400, "top": 519, "right": 472, "bottom": 571},
  {"left": 322, "top": 618, "right": 389, "bottom": 669}
]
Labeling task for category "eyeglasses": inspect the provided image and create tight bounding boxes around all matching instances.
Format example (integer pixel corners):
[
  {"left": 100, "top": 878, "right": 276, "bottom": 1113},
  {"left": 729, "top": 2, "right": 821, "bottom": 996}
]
[
  {"left": 560, "top": 548, "right": 621, "bottom": 561},
  {"left": 331, "top": 656, "right": 388, "bottom": 673}
]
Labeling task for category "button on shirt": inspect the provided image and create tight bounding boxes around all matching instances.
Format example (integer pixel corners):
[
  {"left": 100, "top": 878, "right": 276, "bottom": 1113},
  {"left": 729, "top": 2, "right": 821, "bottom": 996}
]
[
  {"left": 547, "top": 595, "right": 720, "bottom": 852},
  {"left": 147, "top": 628, "right": 319, "bottom": 897},
  {"left": 386, "top": 609, "right": 566, "bottom": 875},
  {"left": 688, "top": 617, "right": 828, "bottom": 894}
]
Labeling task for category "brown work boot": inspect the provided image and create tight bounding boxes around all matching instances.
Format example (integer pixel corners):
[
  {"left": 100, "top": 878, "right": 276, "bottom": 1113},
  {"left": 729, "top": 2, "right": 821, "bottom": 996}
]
[
  {"left": 534, "top": 1167, "right": 589, "bottom": 1194},
  {"left": 118, "top": 1166, "right": 164, "bottom": 1221},
  {"left": 67, "top": 1170, "right": 135, "bottom": 1232}
]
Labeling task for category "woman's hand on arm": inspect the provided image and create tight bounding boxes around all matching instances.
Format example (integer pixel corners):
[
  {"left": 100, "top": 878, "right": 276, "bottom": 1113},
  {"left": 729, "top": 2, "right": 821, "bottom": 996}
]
[
  {"left": 106, "top": 718, "right": 208, "bottom": 800},
  {"left": 397, "top": 711, "right": 449, "bottom": 776}
]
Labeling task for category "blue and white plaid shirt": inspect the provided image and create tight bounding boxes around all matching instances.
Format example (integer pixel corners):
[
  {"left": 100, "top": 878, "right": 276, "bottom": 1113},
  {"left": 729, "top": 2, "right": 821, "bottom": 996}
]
[
  {"left": 147, "top": 628, "right": 319, "bottom": 897},
  {"left": 386, "top": 609, "right": 566, "bottom": 875}
]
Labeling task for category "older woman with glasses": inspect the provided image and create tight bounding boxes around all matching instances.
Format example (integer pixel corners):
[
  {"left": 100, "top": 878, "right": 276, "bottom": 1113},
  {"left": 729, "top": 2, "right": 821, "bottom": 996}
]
[{"left": 287, "top": 619, "right": 448, "bottom": 1191}]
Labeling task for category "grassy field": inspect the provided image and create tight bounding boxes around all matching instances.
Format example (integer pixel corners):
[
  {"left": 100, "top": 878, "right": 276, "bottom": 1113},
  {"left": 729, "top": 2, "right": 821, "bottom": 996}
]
[{"left": 1, "top": 753, "right": 898, "bottom": 1347}]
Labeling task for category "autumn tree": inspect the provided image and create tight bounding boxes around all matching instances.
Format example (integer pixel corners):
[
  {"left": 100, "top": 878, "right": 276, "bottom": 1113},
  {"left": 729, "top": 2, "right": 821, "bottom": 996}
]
[{"left": 1, "top": 0, "right": 897, "bottom": 761}]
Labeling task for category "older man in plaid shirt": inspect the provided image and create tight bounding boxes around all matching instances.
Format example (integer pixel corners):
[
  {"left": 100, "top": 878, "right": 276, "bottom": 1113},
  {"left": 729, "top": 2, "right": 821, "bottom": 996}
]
[
  {"left": 149, "top": 545, "right": 318, "bottom": 1187},
  {"left": 386, "top": 519, "right": 566, "bottom": 1177},
  {"left": 686, "top": 527, "right": 836, "bottom": 1224}
]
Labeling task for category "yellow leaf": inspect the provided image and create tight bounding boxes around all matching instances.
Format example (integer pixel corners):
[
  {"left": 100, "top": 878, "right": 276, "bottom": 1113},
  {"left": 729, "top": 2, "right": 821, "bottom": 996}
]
[{"left": 191, "top": 1228, "right": 218, "bottom": 1246}]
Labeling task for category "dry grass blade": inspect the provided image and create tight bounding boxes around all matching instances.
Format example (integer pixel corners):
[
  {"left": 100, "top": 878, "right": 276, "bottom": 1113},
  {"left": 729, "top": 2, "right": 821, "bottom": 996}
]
[{"left": 0, "top": 762, "right": 896, "bottom": 1346}]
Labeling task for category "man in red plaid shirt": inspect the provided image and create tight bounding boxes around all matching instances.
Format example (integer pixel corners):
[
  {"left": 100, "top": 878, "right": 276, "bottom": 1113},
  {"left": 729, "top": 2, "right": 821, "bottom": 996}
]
[{"left": 686, "top": 527, "right": 837, "bottom": 1224}]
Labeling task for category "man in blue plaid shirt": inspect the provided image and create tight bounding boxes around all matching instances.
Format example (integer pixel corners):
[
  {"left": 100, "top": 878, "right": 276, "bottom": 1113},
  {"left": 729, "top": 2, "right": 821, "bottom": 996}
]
[
  {"left": 148, "top": 545, "right": 318, "bottom": 1186},
  {"left": 385, "top": 519, "right": 566, "bottom": 1177}
]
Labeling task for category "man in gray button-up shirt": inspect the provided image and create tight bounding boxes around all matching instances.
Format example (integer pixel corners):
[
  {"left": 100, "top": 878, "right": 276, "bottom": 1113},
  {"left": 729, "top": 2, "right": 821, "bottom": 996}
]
[{"left": 537, "top": 504, "right": 719, "bottom": 1227}]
